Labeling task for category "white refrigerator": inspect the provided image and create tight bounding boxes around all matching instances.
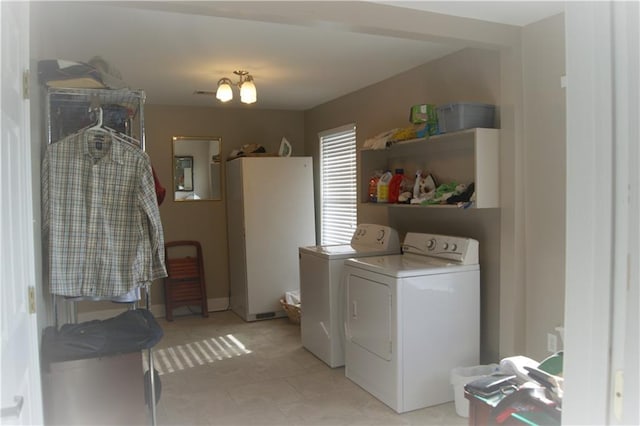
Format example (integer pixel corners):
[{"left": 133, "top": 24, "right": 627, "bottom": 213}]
[{"left": 226, "top": 157, "right": 316, "bottom": 321}]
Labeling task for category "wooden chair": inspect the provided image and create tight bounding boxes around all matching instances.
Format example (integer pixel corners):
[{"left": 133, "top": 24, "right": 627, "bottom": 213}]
[{"left": 163, "top": 241, "right": 208, "bottom": 321}]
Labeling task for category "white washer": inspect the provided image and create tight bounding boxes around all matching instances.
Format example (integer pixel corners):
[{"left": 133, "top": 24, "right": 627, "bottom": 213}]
[
  {"left": 343, "top": 232, "right": 480, "bottom": 413},
  {"left": 299, "top": 224, "right": 400, "bottom": 367}
]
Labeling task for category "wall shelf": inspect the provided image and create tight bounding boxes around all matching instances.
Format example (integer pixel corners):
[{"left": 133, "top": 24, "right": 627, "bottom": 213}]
[{"left": 360, "top": 128, "right": 499, "bottom": 208}]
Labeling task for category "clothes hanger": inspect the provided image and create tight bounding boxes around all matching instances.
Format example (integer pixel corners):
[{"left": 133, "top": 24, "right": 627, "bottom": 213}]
[
  {"left": 104, "top": 125, "right": 141, "bottom": 147},
  {"left": 54, "top": 99, "right": 142, "bottom": 150},
  {"left": 85, "top": 107, "right": 143, "bottom": 149},
  {"left": 87, "top": 107, "right": 108, "bottom": 133},
  {"left": 87, "top": 99, "right": 140, "bottom": 147}
]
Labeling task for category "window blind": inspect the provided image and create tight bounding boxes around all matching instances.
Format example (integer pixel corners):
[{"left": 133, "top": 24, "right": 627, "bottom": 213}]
[{"left": 319, "top": 124, "right": 357, "bottom": 245}]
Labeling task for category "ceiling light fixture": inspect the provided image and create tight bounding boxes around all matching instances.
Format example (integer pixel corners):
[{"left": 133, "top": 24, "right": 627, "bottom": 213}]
[{"left": 216, "top": 70, "right": 257, "bottom": 104}]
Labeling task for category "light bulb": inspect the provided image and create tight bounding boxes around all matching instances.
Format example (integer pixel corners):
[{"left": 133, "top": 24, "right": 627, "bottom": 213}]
[
  {"left": 240, "top": 78, "right": 256, "bottom": 104},
  {"left": 216, "top": 79, "right": 233, "bottom": 102}
]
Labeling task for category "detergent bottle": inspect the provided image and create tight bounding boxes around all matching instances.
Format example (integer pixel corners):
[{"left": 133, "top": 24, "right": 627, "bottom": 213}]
[
  {"left": 388, "top": 168, "right": 405, "bottom": 203},
  {"left": 376, "top": 170, "right": 392, "bottom": 203},
  {"left": 368, "top": 171, "right": 382, "bottom": 202}
]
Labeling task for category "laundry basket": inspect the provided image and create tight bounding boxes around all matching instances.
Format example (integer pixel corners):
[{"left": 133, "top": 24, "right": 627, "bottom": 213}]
[
  {"left": 280, "top": 290, "right": 301, "bottom": 324},
  {"left": 280, "top": 298, "right": 301, "bottom": 324}
]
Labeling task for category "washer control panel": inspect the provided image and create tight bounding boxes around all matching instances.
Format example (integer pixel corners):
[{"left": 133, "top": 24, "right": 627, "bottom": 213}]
[
  {"left": 402, "top": 232, "right": 479, "bottom": 264},
  {"left": 351, "top": 224, "right": 400, "bottom": 249}
]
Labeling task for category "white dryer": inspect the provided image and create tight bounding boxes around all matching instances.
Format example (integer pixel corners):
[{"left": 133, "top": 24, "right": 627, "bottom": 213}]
[
  {"left": 299, "top": 224, "right": 400, "bottom": 367},
  {"left": 343, "top": 232, "right": 480, "bottom": 413}
]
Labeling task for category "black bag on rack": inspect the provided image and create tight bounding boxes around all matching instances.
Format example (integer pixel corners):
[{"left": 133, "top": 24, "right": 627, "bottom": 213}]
[{"left": 42, "top": 308, "right": 163, "bottom": 366}]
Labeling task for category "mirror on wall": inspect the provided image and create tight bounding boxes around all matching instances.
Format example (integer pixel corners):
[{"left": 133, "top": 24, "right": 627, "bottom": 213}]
[{"left": 172, "top": 136, "right": 222, "bottom": 201}]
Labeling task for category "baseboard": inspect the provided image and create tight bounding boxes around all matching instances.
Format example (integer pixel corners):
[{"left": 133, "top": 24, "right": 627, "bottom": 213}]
[{"left": 76, "top": 297, "right": 230, "bottom": 322}]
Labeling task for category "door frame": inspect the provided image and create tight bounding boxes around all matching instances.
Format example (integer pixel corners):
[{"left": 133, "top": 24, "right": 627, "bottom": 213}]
[{"left": 563, "top": 2, "right": 639, "bottom": 424}]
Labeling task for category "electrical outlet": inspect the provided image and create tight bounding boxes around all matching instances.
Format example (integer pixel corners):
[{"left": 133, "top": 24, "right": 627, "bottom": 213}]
[{"left": 547, "top": 333, "right": 558, "bottom": 353}]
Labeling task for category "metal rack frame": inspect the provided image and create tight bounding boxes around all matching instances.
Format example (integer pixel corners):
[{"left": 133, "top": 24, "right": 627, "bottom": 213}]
[
  {"left": 45, "top": 86, "right": 157, "bottom": 425},
  {"left": 45, "top": 87, "right": 146, "bottom": 149}
]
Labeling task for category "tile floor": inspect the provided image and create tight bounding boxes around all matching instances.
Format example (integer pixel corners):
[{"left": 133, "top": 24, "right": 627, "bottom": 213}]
[{"left": 150, "top": 310, "right": 467, "bottom": 426}]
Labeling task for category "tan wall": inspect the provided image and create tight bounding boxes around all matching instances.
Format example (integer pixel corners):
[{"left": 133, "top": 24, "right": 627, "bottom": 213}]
[
  {"left": 304, "top": 47, "right": 503, "bottom": 363},
  {"left": 521, "top": 14, "right": 566, "bottom": 360},
  {"left": 75, "top": 106, "right": 304, "bottom": 312},
  {"left": 497, "top": 43, "right": 527, "bottom": 358},
  {"left": 499, "top": 14, "right": 566, "bottom": 360},
  {"left": 146, "top": 105, "right": 305, "bottom": 306}
]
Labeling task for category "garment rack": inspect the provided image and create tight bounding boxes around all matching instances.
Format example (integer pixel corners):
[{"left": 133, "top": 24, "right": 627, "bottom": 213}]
[{"left": 45, "top": 86, "right": 158, "bottom": 426}]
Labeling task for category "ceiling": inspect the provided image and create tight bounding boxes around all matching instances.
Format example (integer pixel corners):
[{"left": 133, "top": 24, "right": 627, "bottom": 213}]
[{"left": 31, "top": 1, "right": 564, "bottom": 111}]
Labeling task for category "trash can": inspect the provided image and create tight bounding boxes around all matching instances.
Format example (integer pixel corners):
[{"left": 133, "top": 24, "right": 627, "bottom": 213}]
[
  {"left": 41, "top": 308, "right": 164, "bottom": 405},
  {"left": 40, "top": 309, "right": 164, "bottom": 423},
  {"left": 450, "top": 364, "right": 499, "bottom": 417}
]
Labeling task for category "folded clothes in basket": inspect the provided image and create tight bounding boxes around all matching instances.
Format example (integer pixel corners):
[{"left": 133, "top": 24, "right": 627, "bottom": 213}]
[{"left": 285, "top": 290, "right": 300, "bottom": 305}]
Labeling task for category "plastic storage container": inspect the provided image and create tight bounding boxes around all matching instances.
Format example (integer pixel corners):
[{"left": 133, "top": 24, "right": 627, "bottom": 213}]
[
  {"left": 450, "top": 364, "right": 499, "bottom": 417},
  {"left": 437, "top": 102, "right": 496, "bottom": 133}
]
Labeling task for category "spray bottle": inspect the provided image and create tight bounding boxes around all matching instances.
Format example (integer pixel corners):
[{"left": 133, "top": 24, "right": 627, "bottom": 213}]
[{"left": 413, "top": 170, "right": 423, "bottom": 200}]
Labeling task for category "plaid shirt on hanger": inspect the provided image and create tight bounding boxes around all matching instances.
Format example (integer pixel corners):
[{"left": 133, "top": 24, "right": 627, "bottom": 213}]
[{"left": 42, "top": 131, "right": 167, "bottom": 297}]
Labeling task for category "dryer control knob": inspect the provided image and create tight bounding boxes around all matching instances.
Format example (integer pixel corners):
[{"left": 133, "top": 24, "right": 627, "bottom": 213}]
[{"left": 427, "top": 239, "right": 436, "bottom": 250}]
